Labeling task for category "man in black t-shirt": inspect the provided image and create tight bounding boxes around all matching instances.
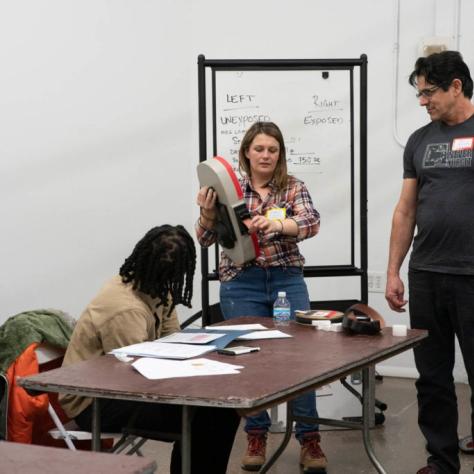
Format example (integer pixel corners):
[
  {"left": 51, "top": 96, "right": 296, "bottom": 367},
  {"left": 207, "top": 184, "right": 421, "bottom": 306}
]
[{"left": 386, "top": 51, "right": 474, "bottom": 474}]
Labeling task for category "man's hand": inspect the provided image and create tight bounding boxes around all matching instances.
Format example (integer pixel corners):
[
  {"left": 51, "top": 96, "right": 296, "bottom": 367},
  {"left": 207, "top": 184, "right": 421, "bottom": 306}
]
[{"left": 385, "top": 274, "right": 408, "bottom": 312}]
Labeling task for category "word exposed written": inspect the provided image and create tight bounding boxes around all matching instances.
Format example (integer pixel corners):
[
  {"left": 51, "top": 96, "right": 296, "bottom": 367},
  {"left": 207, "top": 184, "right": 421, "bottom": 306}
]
[
  {"left": 304, "top": 95, "right": 344, "bottom": 127},
  {"left": 303, "top": 115, "right": 344, "bottom": 126}
]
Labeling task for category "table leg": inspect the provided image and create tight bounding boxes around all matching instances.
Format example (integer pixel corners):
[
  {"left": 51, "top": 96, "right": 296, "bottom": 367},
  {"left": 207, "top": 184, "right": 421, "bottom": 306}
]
[
  {"left": 181, "top": 405, "right": 192, "bottom": 474},
  {"left": 269, "top": 405, "right": 285, "bottom": 432},
  {"left": 260, "top": 401, "right": 294, "bottom": 473},
  {"left": 91, "top": 398, "right": 101, "bottom": 452},
  {"left": 362, "top": 366, "right": 386, "bottom": 474}
]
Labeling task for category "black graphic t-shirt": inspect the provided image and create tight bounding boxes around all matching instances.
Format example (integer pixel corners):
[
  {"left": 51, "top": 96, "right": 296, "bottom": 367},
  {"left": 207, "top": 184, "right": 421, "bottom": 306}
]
[{"left": 404, "top": 115, "right": 474, "bottom": 275}]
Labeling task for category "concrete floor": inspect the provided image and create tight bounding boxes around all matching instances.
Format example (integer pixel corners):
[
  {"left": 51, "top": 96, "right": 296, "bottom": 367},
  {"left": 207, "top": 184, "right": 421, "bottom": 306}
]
[{"left": 141, "top": 376, "right": 473, "bottom": 473}]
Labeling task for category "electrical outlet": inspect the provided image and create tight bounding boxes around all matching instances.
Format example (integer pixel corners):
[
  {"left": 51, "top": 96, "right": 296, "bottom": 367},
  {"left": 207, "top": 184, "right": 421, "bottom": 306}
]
[
  {"left": 418, "top": 37, "right": 451, "bottom": 57},
  {"left": 368, "top": 271, "right": 386, "bottom": 293}
]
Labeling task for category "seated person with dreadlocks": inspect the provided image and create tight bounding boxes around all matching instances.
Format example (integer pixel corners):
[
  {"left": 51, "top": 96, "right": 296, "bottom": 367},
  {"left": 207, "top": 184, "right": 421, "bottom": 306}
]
[{"left": 59, "top": 225, "right": 240, "bottom": 474}]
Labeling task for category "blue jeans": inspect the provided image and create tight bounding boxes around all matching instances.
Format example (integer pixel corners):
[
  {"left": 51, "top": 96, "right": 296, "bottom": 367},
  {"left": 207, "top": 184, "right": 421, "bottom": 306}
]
[{"left": 220, "top": 266, "right": 319, "bottom": 440}]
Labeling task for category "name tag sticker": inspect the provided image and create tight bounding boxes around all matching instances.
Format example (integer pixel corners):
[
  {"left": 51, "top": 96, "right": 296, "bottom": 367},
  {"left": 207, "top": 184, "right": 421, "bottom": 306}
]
[
  {"left": 266, "top": 208, "right": 286, "bottom": 220},
  {"left": 452, "top": 137, "right": 474, "bottom": 151}
]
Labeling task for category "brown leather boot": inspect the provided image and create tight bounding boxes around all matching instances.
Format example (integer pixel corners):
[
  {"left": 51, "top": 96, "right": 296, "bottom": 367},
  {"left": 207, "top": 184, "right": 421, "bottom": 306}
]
[
  {"left": 241, "top": 430, "right": 267, "bottom": 471},
  {"left": 300, "top": 431, "right": 327, "bottom": 473}
]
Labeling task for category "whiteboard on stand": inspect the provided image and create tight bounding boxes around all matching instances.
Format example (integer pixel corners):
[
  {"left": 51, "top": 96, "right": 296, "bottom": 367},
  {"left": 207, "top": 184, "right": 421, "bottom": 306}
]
[{"left": 211, "top": 68, "right": 358, "bottom": 267}]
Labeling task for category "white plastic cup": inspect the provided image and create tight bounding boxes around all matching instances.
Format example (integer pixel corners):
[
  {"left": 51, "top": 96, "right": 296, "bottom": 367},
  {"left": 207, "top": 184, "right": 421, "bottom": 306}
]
[
  {"left": 312, "top": 320, "right": 331, "bottom": 330},
  {"left": 392, "top": 324, "right": 407, "bottom": 337},
  {"left": 330, "top": 322, "right": 343, "bottom": 332}
]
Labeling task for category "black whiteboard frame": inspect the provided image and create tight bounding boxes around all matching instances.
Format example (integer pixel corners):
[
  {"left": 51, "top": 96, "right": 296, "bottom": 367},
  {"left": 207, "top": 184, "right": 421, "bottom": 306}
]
[{"left": 197, "top": 55, "right": 368, "bottom": 325}]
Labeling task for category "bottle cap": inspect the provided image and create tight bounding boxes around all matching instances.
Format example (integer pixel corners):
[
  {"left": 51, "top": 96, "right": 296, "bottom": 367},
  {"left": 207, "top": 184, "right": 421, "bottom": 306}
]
[{"left": 278, "top": 291, "right": 286, "bottom": 297}]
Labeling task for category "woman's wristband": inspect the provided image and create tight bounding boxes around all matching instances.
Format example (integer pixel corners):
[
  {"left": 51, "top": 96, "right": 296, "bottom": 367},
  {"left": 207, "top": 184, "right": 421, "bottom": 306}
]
[
  {"left": 198, "top": 216, "right": 215, "bottom": 231},
  {"left": 200, "top": 209, "right": 216, "bottom": 222},
  {"left": 277, "top": 219, "right": 284, "bottom": 234}
]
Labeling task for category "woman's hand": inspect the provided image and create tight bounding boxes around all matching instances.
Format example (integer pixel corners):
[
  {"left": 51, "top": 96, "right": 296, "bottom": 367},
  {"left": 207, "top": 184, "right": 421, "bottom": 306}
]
[
  {"left": 247, "top": 215, "right": 282, "bottom": 235},
  {"left": 196, "top": 186, "right": 217, "bottom": 227}
]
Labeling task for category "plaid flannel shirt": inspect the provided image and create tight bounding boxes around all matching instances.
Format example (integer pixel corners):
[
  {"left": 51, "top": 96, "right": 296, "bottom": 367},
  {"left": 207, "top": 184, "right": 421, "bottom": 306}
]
[{"left": 195, "top": 175, "right": 320, "bottom": 282}]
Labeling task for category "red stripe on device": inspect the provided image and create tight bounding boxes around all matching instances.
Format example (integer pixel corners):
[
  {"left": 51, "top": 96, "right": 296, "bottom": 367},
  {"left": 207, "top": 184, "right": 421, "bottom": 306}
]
[
  {"left": 214, "top": 156, "right": 243, "bottom": 199},
  {"left": 213, "top": 156, "right": 260, "bottom": 257}
]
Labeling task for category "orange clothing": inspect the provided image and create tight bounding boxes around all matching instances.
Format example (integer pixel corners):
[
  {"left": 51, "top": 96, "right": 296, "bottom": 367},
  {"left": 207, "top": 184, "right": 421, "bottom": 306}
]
[{"left": 6, "top": 342, "right": 67, "bottom": 445}]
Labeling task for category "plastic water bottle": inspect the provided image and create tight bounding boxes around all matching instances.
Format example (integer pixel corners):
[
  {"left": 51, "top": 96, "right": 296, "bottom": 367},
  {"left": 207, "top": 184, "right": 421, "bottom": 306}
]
[{"left": 273, "top": 291, "right": 291, "bottom": 326}]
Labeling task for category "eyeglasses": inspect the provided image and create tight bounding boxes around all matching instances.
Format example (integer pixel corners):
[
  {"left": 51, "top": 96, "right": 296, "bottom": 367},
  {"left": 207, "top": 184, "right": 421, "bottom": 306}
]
[{"left": 416, "top": 85, "right": 440, "bottom": 99}]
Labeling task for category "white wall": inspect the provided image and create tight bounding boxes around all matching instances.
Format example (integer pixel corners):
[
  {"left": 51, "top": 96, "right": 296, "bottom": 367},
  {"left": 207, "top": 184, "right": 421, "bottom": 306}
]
[{"left": 1, "top": 0, "right": 472, "bottom": 381}]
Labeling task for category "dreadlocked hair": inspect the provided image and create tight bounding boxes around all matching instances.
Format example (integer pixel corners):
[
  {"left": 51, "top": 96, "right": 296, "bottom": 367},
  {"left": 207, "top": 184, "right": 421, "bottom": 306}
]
[{"left": 119, "top": 225, "right": 196, "bottom": 310}]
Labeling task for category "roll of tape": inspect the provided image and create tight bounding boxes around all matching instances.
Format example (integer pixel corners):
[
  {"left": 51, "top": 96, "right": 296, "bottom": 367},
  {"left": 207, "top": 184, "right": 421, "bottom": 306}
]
[{"left": 392, "top": 324, "right": 407, "bottom": 337}]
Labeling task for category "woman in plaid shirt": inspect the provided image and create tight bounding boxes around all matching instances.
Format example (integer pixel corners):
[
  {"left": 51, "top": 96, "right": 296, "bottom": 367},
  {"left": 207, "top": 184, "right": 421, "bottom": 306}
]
[{"left": 196, "top": 122, "right": 327, "bottom": 473}]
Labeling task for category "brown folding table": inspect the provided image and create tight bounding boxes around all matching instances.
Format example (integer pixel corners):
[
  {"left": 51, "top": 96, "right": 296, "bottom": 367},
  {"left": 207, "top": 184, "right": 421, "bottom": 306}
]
[
  {"left": 18, "top": 316, "right": 427, "bottom": 474},
  {"left": 0, "top": 440, "right": 156, "bottom": 474}
]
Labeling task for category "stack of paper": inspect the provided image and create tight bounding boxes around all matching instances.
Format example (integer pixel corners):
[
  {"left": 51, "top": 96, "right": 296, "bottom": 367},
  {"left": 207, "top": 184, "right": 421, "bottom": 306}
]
[
  {"left": 164, "top": 328, "right": 252, "bottom": 349},
  {"left": 158, "top": 332, "right": 225, "bottom": 344},
  {"left": 110, "top": 341, "right": 217, "bottom": 360},
  {"left": 110, "top": 325, "right": 292, "bottom": 361}
]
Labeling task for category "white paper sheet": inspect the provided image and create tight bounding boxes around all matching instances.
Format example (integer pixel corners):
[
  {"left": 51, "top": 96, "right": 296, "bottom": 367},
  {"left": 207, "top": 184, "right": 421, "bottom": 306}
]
[
  {"left": 158, "top": 332, "right": 225, "bottom": 344},
  {"left": 132, "top": 357, "right": 244, "bottom": 380},
  {"left": 237, "top": 330, "right": 292, "bottom": 340},
  {"left": 205, "top": 324, "right": 268, "bottom": 331}
]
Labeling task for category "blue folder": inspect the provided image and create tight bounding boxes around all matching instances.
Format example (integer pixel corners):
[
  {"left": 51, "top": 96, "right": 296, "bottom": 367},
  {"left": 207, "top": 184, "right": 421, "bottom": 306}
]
[{"left": 181, "top": 328, "right": 252, "bottom": 350}]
